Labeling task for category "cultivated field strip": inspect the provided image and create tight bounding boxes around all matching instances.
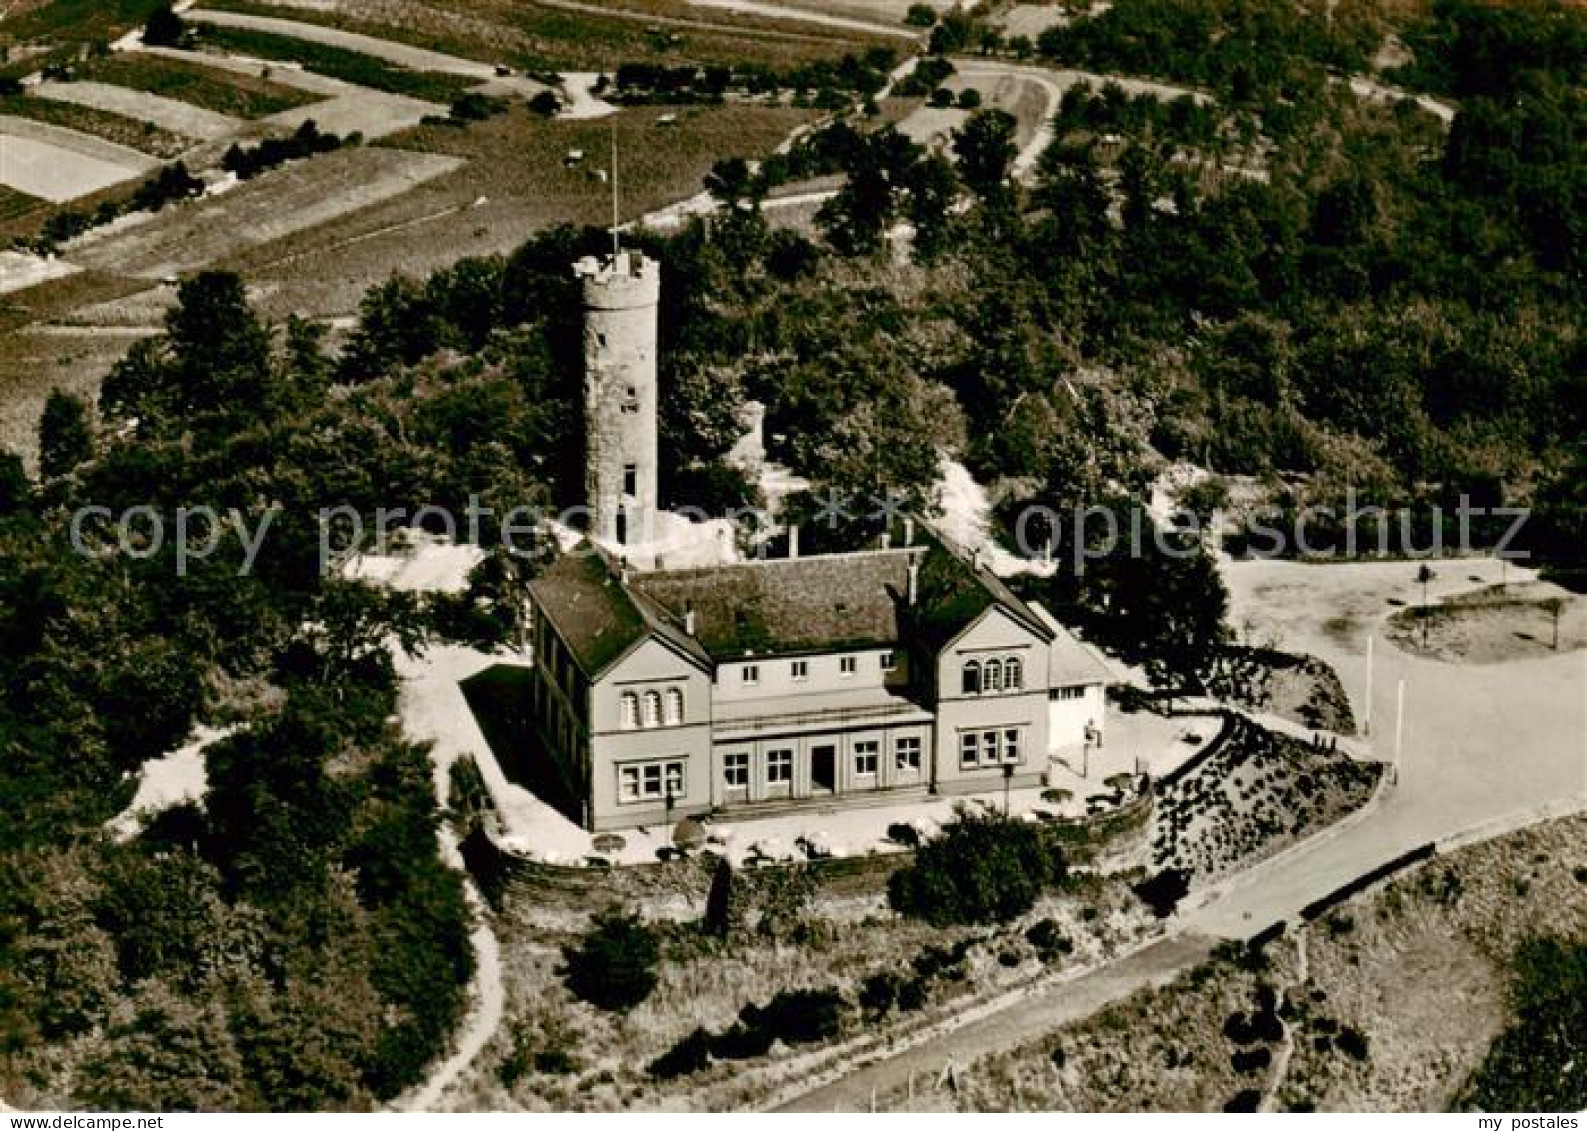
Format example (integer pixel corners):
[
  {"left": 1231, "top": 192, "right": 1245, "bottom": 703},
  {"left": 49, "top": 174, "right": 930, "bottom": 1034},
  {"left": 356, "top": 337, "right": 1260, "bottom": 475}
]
[
  {"left": 33, "top": 79, "right": 244, "bottom": 142},
  {"left": 186, "top": 7, "right": 501, "bottom": 78},
  {"left": 0, "top": 115, "right": 159, "bottom": 201},
  {"left": 62, "top": 145, "right": 464, "bottom": 278},
  {"left": 137, "top": 43, "right": 358, "bottom": 96}
]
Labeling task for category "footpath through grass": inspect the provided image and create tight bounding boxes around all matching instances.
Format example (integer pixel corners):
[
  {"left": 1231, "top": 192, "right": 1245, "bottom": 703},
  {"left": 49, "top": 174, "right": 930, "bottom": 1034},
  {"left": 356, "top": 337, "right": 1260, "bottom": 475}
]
[
  {"left": 78, "top": 51, "right": 320, "bottom": 118},
  {"left": 193, "top": 24, "right": 480, "bottom": 102}
]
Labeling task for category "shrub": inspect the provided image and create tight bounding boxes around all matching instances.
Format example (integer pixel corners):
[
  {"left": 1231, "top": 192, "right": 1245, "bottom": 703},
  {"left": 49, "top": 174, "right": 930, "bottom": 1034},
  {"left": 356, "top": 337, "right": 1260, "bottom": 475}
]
[
  {"left": 1025, "top": 918, "right": 1074, "bottom": 959},
  {"left": 888, "top": 809, "right": 1064, "bottom": 926},
  {"left": 929, "top": 86, "right": 956, "bottom": 108},
  {"left": 562, "top": 909, "right": 659, "bottom": 1012},
  {"left": 745, "top": 987, "right": 847, "bottom": 1045},
  {"left": 648, "top": 1028, "right": 711, "bottom": 1079},
  {"left": 1336, "top": 1025, "right": 1370, "bottom": 1061},
  {"left": 1225, "top": 1089, "right": 1262, "bottom": 1112},
  {"left": 1133, "top": 868, "right": 1191, "bottom": 918},
  {"left": 1232, "top": 1046, "right": 1272, "bottom": 1073},
  {"left": 898, "top": 977, "right": 930, "bottom": 1011},
  {"left": 528, "top": 90, "right": 562, "bottom": 116},
  {"left": 859, "top": 971, "right": 902, "bottom": 1016},
  {"left": 886, "top": 821, "right": 921, "bottom": 847},
  {"left": 143, "top": 3, "right": 186, "bottom": 47},
  {"left": 905, "top": 3, "right": 937, "bottom": 28},
  {"left": 709, "top": 1021, "right": 774, "bottom": 1060},
  {"left": 956, "top": 88, "right": 982, "bottom": 109},
  {"left": 450, "top": 92, "right": 507, "bottom": 122},
  {"left": 702, "top": 857, "right": 739, "bottom": 938}
]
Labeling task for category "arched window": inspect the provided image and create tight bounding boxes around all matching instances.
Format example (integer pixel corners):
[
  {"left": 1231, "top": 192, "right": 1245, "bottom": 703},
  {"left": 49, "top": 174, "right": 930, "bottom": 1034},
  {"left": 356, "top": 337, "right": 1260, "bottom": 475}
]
[
  {"left": 962, "top": 660, "right": 981, "bottom": 695},
  {"left": 1005, "top": 656, "right": 1023, "bottom": 691},
  {"left": 642, "top": 690, "right": 661, "bottom": 728},
  {"left": 984, "top": 658, "right": 1003, "bottom": 694},
  {"left": 664, "top": 687, "right": 684, "bottom": 726},
  {"left": 619, "top": 692, "right": 638, "bottom": 730}
]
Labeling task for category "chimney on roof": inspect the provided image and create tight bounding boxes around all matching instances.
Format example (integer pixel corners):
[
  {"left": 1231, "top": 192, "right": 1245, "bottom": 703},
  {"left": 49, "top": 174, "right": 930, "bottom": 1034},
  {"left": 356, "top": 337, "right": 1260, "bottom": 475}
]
[
  {"left": 619, "top": 558, "right": 630, "bottom": 584},
  {"left": 903, "top": 516, "right": 915, "bottom": 546},
  {"left": 788, "top": 524, "right": 799, "bottom": 560},
  {"left": 907, "top": 557, "right": 920, "bottom": 607},
  {"left": 684, "top": 601, "right": 696, "bottom": 636}
]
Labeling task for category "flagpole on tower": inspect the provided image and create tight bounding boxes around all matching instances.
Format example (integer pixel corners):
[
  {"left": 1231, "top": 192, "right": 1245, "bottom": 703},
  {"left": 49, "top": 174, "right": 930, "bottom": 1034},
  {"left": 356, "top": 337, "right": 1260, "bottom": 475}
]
[{"left": 611, "top": 122, "right": 620, "bottom": 258}]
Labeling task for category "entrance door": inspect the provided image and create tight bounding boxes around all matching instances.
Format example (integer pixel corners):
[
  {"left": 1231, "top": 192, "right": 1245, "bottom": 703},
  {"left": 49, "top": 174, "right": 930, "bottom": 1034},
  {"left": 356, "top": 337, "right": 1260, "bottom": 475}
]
[{"left": 811, "top": 745, "right": 836, "bottom": 794}]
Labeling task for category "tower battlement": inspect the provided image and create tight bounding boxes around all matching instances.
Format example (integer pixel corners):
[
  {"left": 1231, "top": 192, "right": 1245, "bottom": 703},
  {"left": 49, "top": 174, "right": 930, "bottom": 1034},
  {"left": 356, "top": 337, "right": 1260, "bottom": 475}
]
[{"left": 574, "top": 250, "right": 661, "bottom": 312}]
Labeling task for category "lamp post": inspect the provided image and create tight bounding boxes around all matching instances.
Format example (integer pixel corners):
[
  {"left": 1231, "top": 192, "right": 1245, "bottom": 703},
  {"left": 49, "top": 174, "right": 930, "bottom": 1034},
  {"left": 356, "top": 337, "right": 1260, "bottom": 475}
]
[{"left": 1002, "top": 761, "right": 1014, "bottom": 815}]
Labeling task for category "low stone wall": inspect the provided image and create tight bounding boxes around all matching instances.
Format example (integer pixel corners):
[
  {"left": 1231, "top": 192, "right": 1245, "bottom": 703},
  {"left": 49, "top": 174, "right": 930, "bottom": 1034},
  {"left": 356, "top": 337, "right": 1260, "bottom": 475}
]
[{"left": 465, "top": 786, "right": 1158, "bottom": 919}]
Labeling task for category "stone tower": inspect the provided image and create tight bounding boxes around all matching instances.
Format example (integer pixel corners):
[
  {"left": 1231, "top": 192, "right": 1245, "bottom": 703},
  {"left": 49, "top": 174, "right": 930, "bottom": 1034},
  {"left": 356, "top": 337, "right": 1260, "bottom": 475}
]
[{"left": 575, "top": 249, "right": 660, "bottom": 550}]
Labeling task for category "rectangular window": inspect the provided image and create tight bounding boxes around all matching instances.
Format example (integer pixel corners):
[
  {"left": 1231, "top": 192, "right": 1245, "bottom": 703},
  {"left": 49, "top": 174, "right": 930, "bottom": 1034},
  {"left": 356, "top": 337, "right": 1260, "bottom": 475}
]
[
  {"left": 880, "top": 650, "right": 896, "bottom": 672},
  {"left": 622, "top": 463, "right": 638, "bottom": 496},
  {"left": 724, "top": 752, "right": 749, "bottom": 790},
  {"left": 791, "top": 659, "right": 808, "bottom": 681},
  {"left": 839, "top": 655, "right": 857, "bottom": 678},
  {"left": 742, "top": 664, "right": 759, "bottom": 687},
  {"left": 766, "top": 748, "right": 792, "bottom": 786},
  {"left": 1003, "top": 728, "right": 1021, "bottom": 764},
  {"left": 960, "top": 732, "right": 979, "bottom": 769},
  {"left": 895, "top": 735, "right": 922, "bottom": 772},
  {"left": 618, "top": 759, "right": 685, "bottom": 803},
  {"left": 1050, "top": 685, "right": 1085, "bottom": 702},
  {"left": 853, "top": 740, "right": 879, "bottom": 778},
  {"left": 981, "top": 730, "right": 999, "bottom": 767}
]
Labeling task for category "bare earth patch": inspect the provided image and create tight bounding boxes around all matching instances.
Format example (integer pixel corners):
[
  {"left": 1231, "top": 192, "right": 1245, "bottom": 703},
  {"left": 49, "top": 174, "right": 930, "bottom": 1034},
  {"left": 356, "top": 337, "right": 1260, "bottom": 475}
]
[{"left": 1385, "top": 584, "right": 1586, "bottom": 665}]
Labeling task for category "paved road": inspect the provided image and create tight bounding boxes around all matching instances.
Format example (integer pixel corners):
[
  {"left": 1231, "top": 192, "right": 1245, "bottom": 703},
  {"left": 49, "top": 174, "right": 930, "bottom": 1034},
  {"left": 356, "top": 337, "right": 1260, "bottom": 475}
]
[
  {"left": 774, "top": 934, "right": 1218, "bottom": 1112},
  {"left": 1190, "top": 557, "right": 1587, "bottom": 937},
  {"left": 775, "top": 556, "right": 1586, "bottom": 1110}
]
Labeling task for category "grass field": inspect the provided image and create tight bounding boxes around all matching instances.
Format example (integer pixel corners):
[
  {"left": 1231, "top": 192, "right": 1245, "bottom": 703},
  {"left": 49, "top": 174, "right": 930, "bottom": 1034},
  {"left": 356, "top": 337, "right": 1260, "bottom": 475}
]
[
  {"left": 192, "top": 24, "right": 481, "bottom": 102},
  {"left": 204, "top": 0, "right": 895, "bottom": 70},
  {"left": 76, "top": 52, "right": 321, "bottom": 118},
  {"left": 223, "top": 101, "right": 822, "bottom": 319},
  {"left": 0, "top": 93, "right": 190, "bottom": 156},
  {"left": 0, "top": 0, "right": 166, "bottom": 48},
  {"left": 0, "top": 186, "right": 47, "bottom": 223}
]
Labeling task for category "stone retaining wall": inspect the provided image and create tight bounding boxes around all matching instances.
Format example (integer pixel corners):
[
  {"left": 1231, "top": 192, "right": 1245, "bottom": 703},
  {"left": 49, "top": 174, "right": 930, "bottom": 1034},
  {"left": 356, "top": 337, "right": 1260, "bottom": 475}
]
[{"left": 464, "top": 786, "right": 1158, "bottom": 920}]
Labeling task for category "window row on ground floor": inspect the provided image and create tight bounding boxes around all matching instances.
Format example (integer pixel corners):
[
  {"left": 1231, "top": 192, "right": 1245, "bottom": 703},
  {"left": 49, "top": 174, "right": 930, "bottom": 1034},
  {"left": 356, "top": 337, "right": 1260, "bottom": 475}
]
[{"left": 609, "top": 724, "right": 1028, "bottom": 808}]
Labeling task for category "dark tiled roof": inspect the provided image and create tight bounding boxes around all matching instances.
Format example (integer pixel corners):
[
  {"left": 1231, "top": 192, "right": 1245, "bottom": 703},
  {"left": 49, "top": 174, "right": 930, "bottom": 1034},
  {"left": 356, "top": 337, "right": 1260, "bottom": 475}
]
[
  {"left": 528, "top": 529, "right": 1056, "bottom": 674},
  {"left": 907, "top": 535, "right": 1053, "bottom": 652},
  {"left": 528, "top": 548, "right": 708, "bottom": 677},
  {"left": 632, "top": 550, "right": 918, "bottom": 658}
]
